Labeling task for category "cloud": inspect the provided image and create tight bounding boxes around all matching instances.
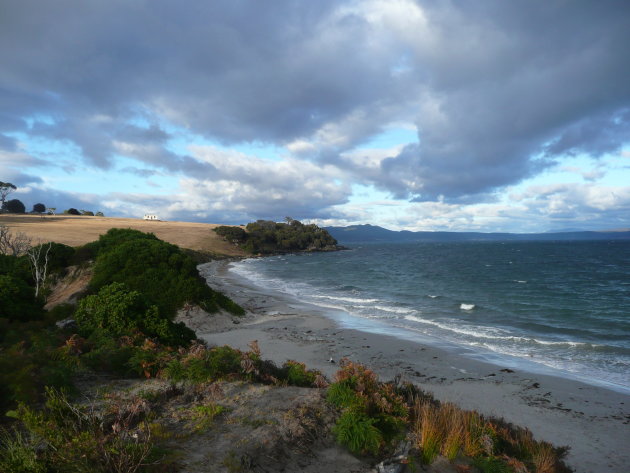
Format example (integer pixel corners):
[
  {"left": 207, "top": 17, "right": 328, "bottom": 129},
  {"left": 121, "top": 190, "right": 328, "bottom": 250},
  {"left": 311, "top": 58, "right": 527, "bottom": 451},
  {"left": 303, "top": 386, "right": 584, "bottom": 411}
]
[
  {"left": 1, "top": 0, "right": 629, "bottom": 227},
  {"left": 183, "top": 145, "right": 352, "bottom": 220}
]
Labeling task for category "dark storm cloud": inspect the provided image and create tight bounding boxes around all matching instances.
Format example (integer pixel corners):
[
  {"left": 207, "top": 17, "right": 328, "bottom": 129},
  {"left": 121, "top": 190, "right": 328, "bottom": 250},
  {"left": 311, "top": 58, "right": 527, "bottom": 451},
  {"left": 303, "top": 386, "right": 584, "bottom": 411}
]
[
  {"left": 1, "top": 0, "right": 629, "bottom": 210},
  {"left": 359, "top": 0, "right": 630, "bottom": 201},
  {"left": 0, "top": 0, "right": 397, "bottom": 153}
]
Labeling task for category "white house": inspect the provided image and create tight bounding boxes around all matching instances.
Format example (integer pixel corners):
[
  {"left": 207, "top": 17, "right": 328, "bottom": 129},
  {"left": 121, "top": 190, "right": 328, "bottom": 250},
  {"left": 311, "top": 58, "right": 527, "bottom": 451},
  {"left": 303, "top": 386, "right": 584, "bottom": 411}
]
[{"left": 143, "top": 214, "right": 159, "bottom": 221}]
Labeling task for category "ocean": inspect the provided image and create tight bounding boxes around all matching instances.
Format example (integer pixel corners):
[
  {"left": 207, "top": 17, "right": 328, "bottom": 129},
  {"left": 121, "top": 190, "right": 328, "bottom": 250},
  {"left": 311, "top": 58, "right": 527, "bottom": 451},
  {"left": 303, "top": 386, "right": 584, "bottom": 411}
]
[{"left": 230, "top": 240, "right": 630, "bottom": 392}]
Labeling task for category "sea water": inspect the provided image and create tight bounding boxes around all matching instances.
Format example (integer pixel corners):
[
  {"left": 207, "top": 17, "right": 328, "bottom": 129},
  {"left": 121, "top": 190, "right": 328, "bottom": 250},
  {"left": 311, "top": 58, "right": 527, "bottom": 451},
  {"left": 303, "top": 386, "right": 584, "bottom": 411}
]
[{"left": 230, "top": 240, "right": 630, "bottom": 392}]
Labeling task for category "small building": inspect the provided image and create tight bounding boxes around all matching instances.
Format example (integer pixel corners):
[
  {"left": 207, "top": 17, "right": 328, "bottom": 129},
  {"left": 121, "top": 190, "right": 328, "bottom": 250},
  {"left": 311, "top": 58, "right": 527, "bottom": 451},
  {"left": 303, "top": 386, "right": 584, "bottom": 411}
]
[{"left": 143, "top": 214, "right": 159, "bottom": 221}]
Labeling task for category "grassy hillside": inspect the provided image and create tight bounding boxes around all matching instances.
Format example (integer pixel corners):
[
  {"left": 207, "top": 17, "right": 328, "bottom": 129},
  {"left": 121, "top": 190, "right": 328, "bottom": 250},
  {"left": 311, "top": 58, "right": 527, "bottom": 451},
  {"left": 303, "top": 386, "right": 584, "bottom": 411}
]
[{"left": 0, "top": 214, "right": 247, "bottom": 257}]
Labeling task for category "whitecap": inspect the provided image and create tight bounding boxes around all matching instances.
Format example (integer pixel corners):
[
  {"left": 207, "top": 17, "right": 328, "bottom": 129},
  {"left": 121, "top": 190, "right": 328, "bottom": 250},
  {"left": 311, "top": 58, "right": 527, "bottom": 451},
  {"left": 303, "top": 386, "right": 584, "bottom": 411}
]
[
  {"left": 460, "top": 303, "right": 475, "bottom": 311},
  {"left": 374, "top": 305, "right": 415, "bottom": 315},
  {"left": 313, "top": 295, "right": 379, "bottom": 304}
]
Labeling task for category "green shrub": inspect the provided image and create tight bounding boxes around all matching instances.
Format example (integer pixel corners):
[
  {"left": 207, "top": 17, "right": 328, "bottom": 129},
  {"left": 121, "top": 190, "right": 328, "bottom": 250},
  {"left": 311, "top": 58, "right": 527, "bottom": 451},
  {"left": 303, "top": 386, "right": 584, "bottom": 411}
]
[
  {"left": 75, "top": 282, "right": 195, "bottom": 346},
  {"left": 333, "top": 409, "right": 383, "bottom": 456},
  {"left": 70, "top": 241, "right": 100, "bottom": 265},
  {"left": 326, "top": 380, "right": 360, "bottom": 408},
  {"left": 472, "top": 456, "right": 513, "bottom": 473},
  {"left": 79, "top": 329, "right": 136, "bottom": 376},
  {"left": 0, "top": 274, "right": 44, "bottom": 321},
  {"left": 0, "top": 254, "right": 31, "bottom": 281},
  {"left": 45, "top": 302, "right": 75, "bottom": 323},
  {"left": 0, "top": 322, "right": 75, "bottom": 410},
  {"left": 0, "top": 428, "right": 45, "bottom": 473},
  {"left": 284, "top": 360, "right": 318, "bottom": 387},
  {"left": 327, "top": 360, "right": 409, "bottom": 457},
  {"left": 90, "top": 230, "right": 244, "bottom": 317},
  {"left": 95, "top": 228, "right": 159, "bottom": 255},
  {"left": 7, "top": 388, "right": 159, "bottom": 473},
  {"left": 30, "top": 242, "right": 75, "bottom": 273},
  {"left": 213, "top": 226, "right": 247, "bottom": 243},
  {"left": 162, "top": 345, "right": 243, "bottom": 383}
]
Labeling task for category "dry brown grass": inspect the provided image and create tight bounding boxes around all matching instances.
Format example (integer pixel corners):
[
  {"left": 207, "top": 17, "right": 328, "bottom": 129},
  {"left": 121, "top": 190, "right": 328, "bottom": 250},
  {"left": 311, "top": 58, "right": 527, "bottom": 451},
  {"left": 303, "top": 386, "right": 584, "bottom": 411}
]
[
  {"left": 411, "top": 398, "right": 569, "bottom": 472},
  {"left": 0, "top": 214, "right": 246, "bottom": 256}
]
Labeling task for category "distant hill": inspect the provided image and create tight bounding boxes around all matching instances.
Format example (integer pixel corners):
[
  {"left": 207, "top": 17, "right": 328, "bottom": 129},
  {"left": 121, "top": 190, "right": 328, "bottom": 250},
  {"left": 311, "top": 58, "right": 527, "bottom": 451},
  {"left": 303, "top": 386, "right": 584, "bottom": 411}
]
[{"left": 325, "top": 224, "right": 630, "bottom": 243}]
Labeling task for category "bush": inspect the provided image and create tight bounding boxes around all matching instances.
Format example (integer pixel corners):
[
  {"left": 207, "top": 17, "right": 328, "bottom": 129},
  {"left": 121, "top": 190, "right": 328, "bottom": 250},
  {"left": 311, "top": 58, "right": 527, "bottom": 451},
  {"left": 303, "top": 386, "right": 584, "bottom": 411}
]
[
  {"left": 64, "top": 208, "right": 80, "bottom": 215},
  {"left": 80, "top": 329, "right": 136, "bottom": 376},
  {"left": 164, "top": 345, "right": 243, "bottom": 383},
  {"left": 90, "top": 229, "right": 244, "bottom": 317},
  {"left": 213, "top": 226, "right": 247, "bottom": 243},
  {"left": 333, "top": 409, "right": 383, "bottom": 456},
  {"left": 284, "top": 360, "right": 318, "bottom": 387},
  {"left": 31, "top": 242, "right": 75, "bottom": 273},
  {"left": 0, "top": 428, "right": 45, "bottom": 473},
  {"left": 0, "top": 321, "right": 75, "bottom": 410},
  {"left": 327, "top": 360, "right": 408, "bottom": 457},
  {"left": 5, "top": 388, "right": 159, "bottom": 473},
  {"left": 94, "top": 228, "right": 159, "bottom": 255},
  {"left": 0, "top": 274, "right": 43, "bottom": 322},
  {"left": 75, "top": 282, "right": 195, "bottom": 347}
]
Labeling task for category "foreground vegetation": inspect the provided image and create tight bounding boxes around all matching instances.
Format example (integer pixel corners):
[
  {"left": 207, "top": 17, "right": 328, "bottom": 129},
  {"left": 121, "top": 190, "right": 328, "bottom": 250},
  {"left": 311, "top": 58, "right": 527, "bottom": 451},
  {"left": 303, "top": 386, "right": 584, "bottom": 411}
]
[
  {"left": 214, "top": 217, "right": 339, "bottom": 254},
  {"left": 326, "top": 359, "right": 571, "bottom": 473},
  {"left": 0, "top": 224, "right": 571, "bottom": 472}
]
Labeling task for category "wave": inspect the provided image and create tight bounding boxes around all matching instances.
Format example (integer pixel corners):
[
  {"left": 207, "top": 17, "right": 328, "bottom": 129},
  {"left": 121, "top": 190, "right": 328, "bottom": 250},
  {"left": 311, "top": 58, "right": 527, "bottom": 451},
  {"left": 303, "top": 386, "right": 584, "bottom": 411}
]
[
  {"left": 401, "top": 315, "right": 603, "bottom": 349},
  {"left": 460, "top": 303, "right": 475, "bottom": 310},
  {"left": 373, "top": 305, "right": 416, "bottom": 315},
  {"left": 313, "top": 295, "right": 379, "bottom": 304}
]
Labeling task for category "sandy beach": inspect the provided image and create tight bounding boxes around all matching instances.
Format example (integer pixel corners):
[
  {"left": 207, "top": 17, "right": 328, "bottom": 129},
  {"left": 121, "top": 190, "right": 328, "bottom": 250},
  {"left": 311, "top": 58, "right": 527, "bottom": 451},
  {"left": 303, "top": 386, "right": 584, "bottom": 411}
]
[{"left": 188, "top": 260, "right": 630, "bottom": 473}]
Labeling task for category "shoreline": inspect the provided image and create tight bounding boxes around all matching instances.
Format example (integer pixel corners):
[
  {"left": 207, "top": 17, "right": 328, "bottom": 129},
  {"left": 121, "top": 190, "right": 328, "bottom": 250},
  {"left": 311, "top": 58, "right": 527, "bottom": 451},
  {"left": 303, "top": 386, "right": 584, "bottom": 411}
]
[{"left": 194, "top": 260, "right": 630, "bottom": 473}]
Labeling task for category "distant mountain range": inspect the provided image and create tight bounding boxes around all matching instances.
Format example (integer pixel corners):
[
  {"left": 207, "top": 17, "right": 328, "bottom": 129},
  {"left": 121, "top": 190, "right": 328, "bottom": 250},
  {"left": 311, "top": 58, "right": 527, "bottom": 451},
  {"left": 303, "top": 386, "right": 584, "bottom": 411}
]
[{"left": 325, "top": 224, "right": 630, "bottom": 243}]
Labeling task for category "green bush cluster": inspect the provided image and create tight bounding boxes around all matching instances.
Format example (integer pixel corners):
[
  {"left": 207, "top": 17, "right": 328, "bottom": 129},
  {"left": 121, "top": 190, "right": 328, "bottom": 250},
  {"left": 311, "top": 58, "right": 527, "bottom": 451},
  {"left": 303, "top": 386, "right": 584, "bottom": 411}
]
[
  {"left": 161, "top": 343, "right": 325, "bottom": 387},
  {"left": 214, "top": 218, "right": 338, "bottom": 254},
  {"left": 327, "top": 359, "right": 408, "bottom": 456},
  {"left": 90, "top": 228, "right": 244, "bottom": 317},
  {"left": 0, "top": 319, "right": 75, "bottom": 410},
  {"left": 0, "top": 254, "right": 43, "bottom": 322},
  {"left": 75, "top": 282, "right": 195, "bottom": 347},
  {"left": 2, "top": 388, "right": 161, "bottom": 473}
]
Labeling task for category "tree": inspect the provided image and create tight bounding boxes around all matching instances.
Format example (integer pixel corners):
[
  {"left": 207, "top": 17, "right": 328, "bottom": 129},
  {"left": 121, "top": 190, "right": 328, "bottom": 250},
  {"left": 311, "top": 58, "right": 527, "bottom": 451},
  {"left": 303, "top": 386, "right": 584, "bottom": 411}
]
[
  {"left": 26, "top": 242, "right": 52, "bottom": 298},
  {"left": 0, "top": 224, "right": 32, "bottom": 256},
  {"left": 0, "top": 182, "right": 16, "bottom": 208},
  {"left": 2, "top": 199, "right": 25, "bottom": 213},
  {"left": 32, "top": 203, "right": 46, "bottom": 213},
  {"left": 95, "top": 211, "right": 104, "bottom": 217},
  {"left": 0, "top": 274, "right": 42, "bottom": 321},
  {"left": 65, "top": 208, "right": 80, "bottom": 215}
]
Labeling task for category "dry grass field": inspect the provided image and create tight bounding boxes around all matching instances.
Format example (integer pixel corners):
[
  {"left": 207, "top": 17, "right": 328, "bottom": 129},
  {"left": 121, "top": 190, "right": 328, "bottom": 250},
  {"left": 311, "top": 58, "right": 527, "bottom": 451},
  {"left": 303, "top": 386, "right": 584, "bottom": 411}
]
[{"left": 0, "top": 214, "right": 246, "bottom": 257}]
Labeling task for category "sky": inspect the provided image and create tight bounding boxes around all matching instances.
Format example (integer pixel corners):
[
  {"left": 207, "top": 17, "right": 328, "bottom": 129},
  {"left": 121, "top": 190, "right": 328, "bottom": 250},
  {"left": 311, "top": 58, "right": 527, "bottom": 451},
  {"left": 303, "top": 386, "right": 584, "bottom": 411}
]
[{"left": 1, "top": 0, "right": 629, "bottom": 233}]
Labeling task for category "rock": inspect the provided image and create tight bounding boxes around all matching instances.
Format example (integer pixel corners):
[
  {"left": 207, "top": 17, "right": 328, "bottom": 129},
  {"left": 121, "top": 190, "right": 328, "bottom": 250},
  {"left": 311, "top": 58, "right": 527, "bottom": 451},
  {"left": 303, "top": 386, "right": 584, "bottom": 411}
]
[
  {"left": 375, "top": 458, "right": 406, "bottom": 473},
  {"left": 56, "top": 318, "right": 77, "bottom": 330},
  {"left": 375, "top": 440, "right": 411, "bottom": 473}
]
